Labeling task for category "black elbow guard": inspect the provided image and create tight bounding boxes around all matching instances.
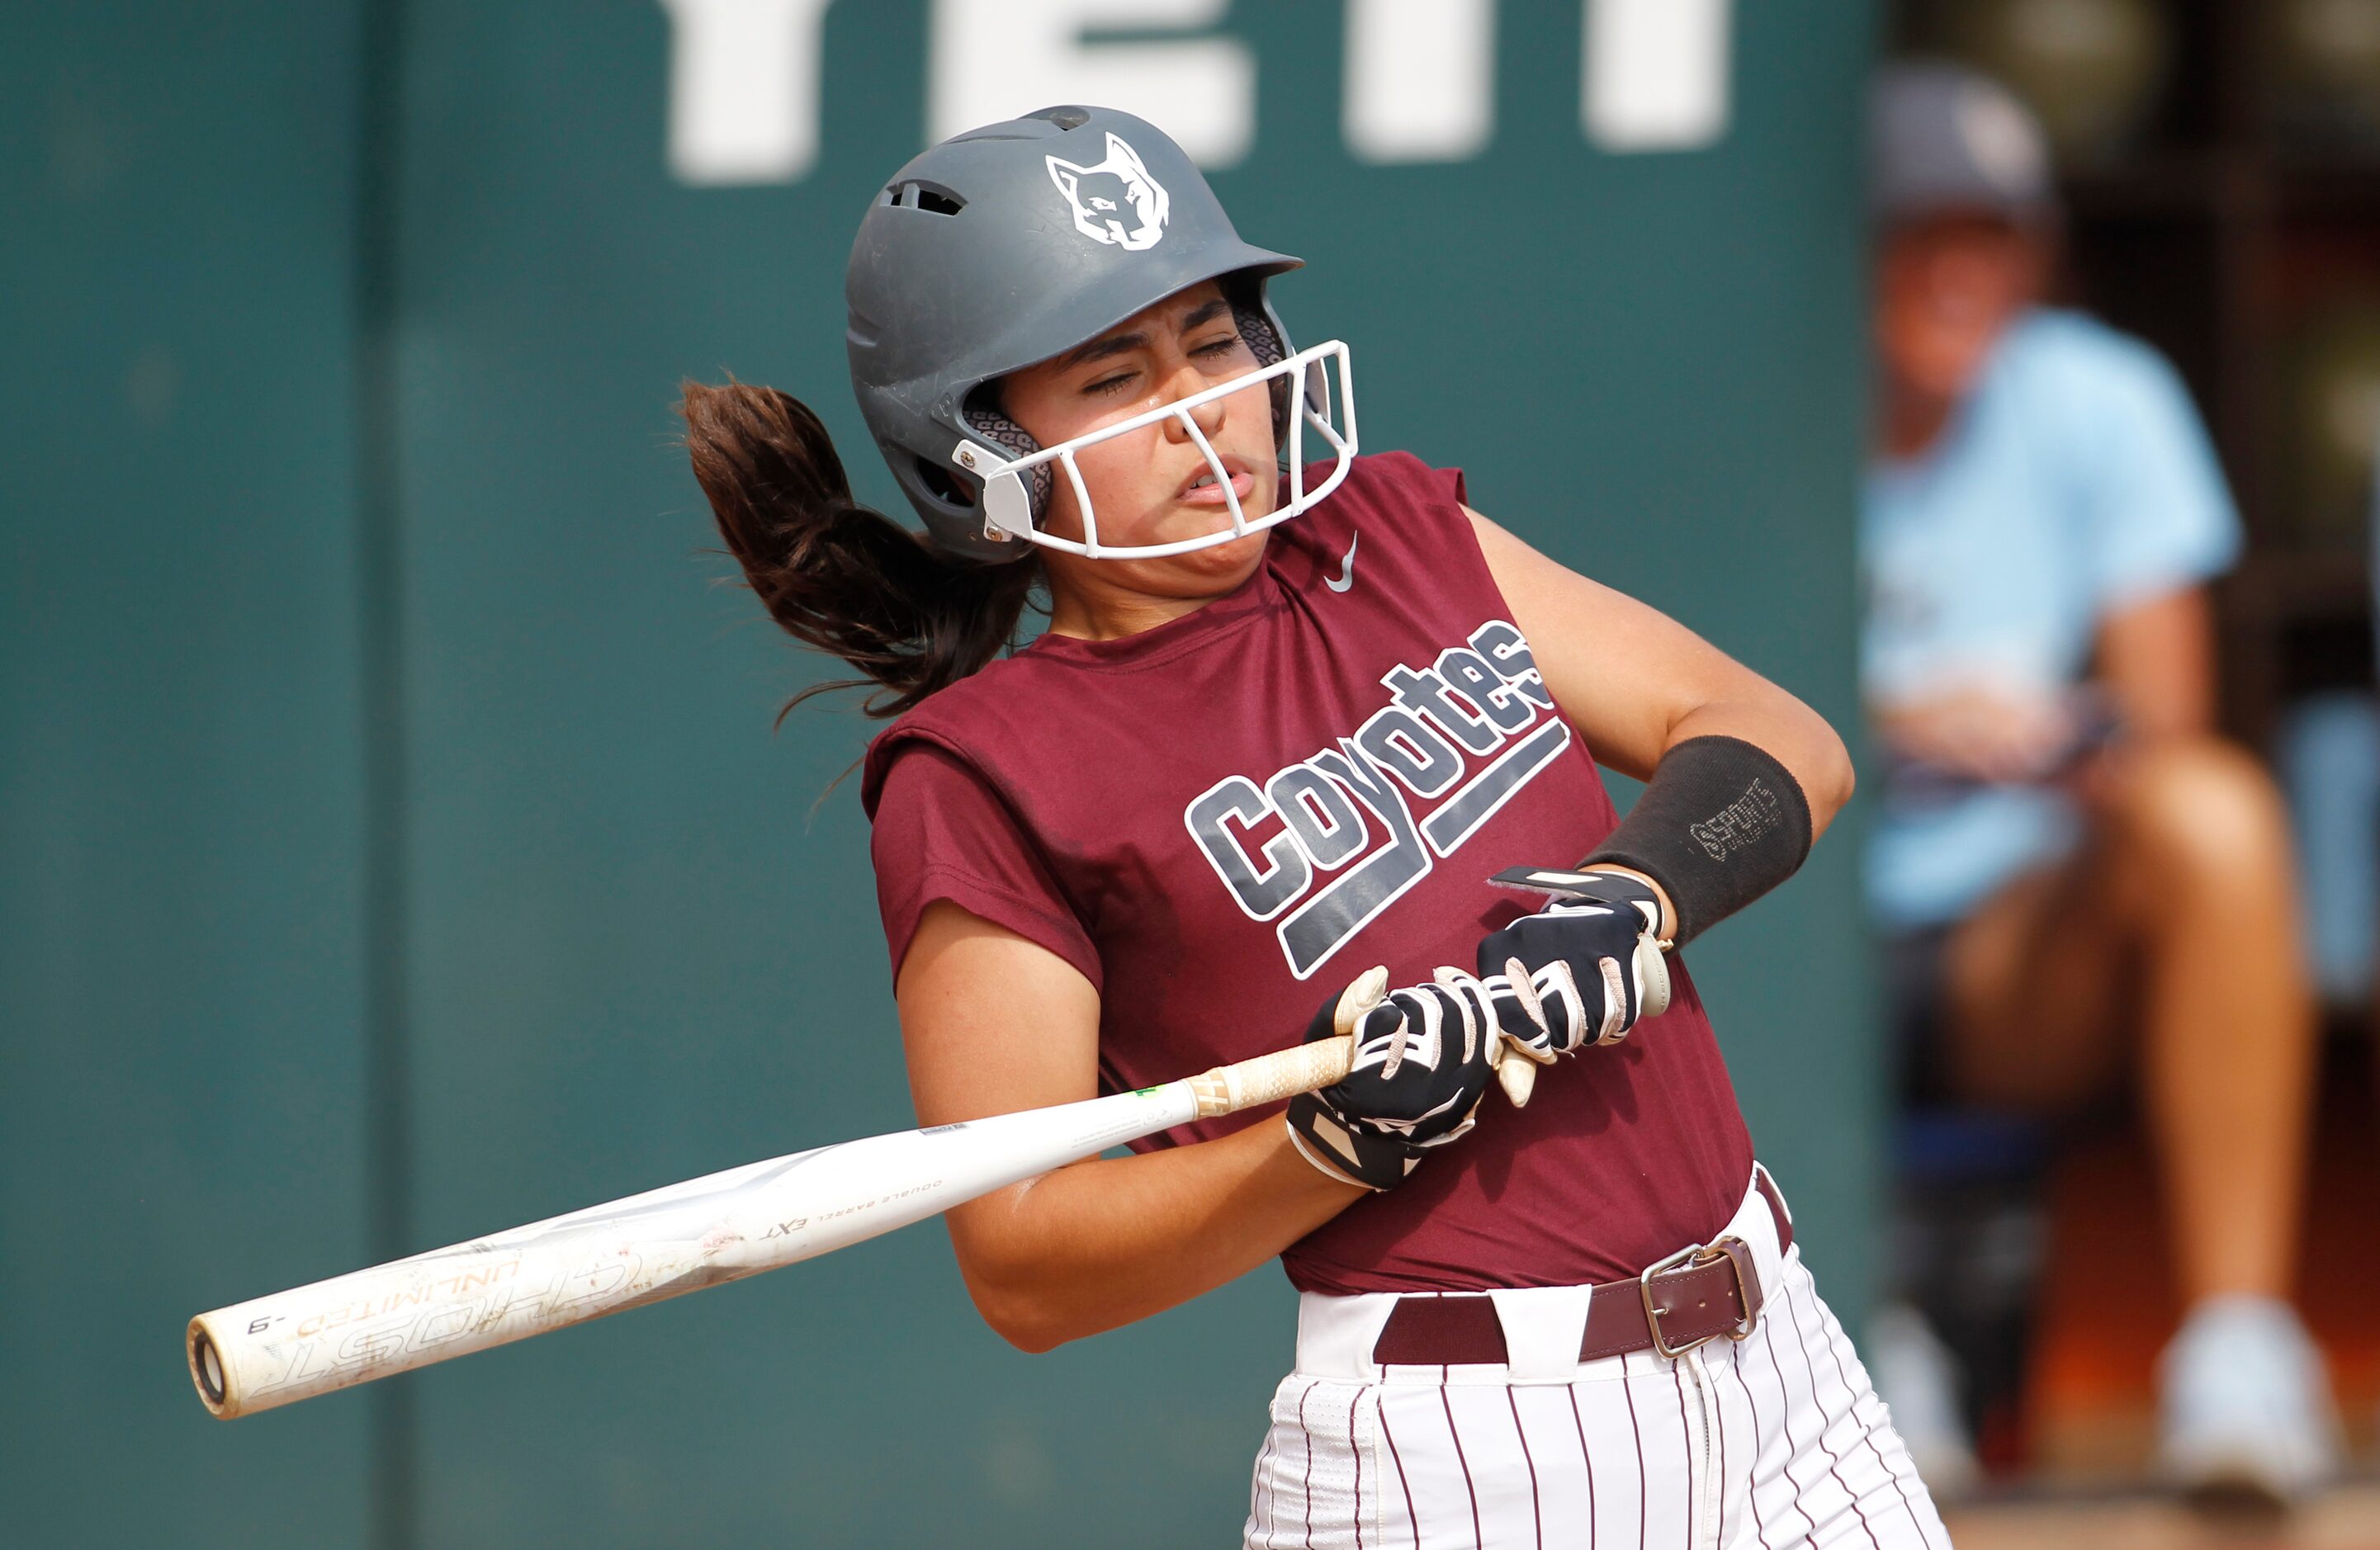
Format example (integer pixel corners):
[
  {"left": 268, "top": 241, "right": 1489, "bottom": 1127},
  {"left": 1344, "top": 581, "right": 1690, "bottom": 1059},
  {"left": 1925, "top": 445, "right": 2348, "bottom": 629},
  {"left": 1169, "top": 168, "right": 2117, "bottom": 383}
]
[{"left": 1584, "top": 735, "right": 1812, "bottom": 946}]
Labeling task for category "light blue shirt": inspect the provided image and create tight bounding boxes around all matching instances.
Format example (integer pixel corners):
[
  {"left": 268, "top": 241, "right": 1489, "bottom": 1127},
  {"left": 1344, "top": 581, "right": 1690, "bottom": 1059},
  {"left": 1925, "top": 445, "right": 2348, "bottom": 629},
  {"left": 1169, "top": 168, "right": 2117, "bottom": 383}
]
[{"left": 1862, "top": 309, "right": 2242, "bottom": 930}]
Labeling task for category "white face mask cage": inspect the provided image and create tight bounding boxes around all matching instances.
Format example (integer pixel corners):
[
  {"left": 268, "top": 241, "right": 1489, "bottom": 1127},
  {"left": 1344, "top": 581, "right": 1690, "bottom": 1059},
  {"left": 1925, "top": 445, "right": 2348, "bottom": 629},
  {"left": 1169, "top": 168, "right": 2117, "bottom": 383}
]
[{"left": 949, "top": 339, "right": 1357, "bottom": 560}]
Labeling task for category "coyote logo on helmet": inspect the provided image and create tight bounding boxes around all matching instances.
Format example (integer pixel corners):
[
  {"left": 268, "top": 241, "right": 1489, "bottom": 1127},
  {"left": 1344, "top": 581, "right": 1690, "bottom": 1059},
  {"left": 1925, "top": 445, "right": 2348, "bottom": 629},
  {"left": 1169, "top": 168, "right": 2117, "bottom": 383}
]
[{"left": 1048, "top": 132, "right": 1170, "bottom": 251}]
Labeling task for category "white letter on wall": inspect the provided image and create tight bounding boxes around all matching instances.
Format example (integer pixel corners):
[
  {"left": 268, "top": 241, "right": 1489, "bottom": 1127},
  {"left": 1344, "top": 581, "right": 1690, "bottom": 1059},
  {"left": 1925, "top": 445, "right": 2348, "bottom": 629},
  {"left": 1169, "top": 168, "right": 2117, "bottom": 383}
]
[
  {"left": 659, "top": 0, "right": 837, "bottom": 184},
  {"left": 1583, "top": 0, "right": 1732, "bottom": 152},
  {"left": 1344, "top": 0, "right": 1495, "bottom": 163},
  {"left": 928, "top": 0, "right": 1254, "bottom": 168}
]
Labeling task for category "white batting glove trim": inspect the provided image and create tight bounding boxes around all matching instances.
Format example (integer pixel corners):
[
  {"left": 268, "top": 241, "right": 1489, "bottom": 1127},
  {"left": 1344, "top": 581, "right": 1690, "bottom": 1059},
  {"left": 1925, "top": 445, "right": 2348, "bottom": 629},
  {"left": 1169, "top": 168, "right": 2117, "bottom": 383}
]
[
  {"left": 1285, "top": 1114, "right": 1392, "bottom": 1190},
  {"left": 1545, "top": 883, "right": 1661, "bottom": 936}
]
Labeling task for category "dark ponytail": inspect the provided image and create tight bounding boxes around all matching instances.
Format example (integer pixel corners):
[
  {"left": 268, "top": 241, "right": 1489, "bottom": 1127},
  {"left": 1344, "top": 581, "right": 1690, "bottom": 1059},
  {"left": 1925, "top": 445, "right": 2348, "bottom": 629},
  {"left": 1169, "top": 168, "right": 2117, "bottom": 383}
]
[{"left": 679, "top": 379, "right": 1039, "bottom": 720}]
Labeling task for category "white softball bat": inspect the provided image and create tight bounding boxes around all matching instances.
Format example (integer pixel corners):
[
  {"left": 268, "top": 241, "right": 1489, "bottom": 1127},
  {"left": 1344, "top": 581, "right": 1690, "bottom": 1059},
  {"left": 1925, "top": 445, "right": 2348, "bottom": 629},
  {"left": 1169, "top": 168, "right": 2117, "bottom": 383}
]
[{"left": 187, "top": 967, "right": 1393, "bottom": 1420}]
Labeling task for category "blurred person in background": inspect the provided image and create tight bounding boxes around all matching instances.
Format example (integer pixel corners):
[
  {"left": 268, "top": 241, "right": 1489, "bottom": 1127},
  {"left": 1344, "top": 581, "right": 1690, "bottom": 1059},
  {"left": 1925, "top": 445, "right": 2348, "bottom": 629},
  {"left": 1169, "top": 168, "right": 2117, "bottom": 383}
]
[{"left": 1861, "top": 62, "right": 2337, "bottom": 1505}]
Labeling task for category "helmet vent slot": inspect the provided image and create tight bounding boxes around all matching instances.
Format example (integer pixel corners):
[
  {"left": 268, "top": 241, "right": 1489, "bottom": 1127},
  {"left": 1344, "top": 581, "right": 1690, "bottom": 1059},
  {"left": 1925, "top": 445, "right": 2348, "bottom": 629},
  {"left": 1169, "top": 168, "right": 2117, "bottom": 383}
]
[
  {"left": 913, "top": 456, "right": 971, "bottom": 506},
  {"left": 1025, "top": 106, "right": 1091, "bottom": 131},
  {"left": 886, "top": 181, "right": 965, "bottom": 216}
]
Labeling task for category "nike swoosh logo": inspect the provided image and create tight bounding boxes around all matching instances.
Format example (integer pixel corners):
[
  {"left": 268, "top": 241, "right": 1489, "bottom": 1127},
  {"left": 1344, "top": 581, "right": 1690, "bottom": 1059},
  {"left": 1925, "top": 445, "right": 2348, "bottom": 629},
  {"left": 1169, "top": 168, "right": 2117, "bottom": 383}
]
[{"left": 1326, "top": 533, "right": 1359, "bottom": 593}]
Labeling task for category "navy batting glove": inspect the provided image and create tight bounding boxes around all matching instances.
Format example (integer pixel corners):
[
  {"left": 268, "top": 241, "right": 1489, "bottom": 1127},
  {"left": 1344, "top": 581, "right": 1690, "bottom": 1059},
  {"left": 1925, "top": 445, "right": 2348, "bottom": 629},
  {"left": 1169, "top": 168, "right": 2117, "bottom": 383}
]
[
  {"left": 1285, "top": 975, "right": 1500, "bottom": 1191},
  {"left": 1474, "top": 868, "right": 1671, "bottom": 1055}
]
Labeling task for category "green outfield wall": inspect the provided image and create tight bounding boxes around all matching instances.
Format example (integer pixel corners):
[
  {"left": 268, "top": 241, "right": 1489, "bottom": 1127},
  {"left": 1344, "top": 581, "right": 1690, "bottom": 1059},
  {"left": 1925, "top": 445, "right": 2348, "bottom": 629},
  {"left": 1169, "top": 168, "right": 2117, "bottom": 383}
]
[{"left": 2, "top": 3, "right": 1876, "bottom": 1543}]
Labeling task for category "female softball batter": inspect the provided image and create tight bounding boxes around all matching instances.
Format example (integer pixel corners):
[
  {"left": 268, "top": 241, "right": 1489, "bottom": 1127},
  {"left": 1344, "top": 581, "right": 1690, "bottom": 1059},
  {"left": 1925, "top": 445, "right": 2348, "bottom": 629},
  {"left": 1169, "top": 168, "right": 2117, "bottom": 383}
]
[{"left": 683, "top": 107, "right": 1945, "bottom": 1550}]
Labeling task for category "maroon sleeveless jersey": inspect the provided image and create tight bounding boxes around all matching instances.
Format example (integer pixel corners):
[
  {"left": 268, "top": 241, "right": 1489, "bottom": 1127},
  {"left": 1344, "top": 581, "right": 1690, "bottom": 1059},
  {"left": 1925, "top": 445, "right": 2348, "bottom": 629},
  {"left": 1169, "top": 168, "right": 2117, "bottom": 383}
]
[{"left": 860, "top": 452, "right": 1754, "bottom": 1294}]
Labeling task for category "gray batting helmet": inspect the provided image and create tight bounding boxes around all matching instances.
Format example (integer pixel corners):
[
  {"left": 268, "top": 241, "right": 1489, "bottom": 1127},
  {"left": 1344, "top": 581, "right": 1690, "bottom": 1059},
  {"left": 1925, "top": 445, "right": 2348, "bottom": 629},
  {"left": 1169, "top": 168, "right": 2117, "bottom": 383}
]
[{"left": 847, "top": 106, "right": 1308, "bottom": 562}]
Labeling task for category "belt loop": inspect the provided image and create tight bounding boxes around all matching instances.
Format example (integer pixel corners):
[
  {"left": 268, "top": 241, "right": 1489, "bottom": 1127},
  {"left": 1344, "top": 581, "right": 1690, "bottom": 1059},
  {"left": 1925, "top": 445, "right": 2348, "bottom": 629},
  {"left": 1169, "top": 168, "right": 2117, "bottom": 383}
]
[
  {"left": 1736, "top": 1162, "right": 1790, "bottom": 1306},
  {"left": 1753, "top": 1161, "right": 1793, "bottom": 1251},
  {"left": 1487, "top": 1286, "right": 1596, "bottom": 1383},
  {"left": 1296, "top": 1290, "right": 1397, "bottom": 1382}
]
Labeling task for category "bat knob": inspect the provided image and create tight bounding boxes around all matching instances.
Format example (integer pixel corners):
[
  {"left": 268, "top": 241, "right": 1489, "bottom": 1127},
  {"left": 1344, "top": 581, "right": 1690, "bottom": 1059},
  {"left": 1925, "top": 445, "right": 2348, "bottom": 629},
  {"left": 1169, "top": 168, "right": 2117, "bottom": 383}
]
[
  {"left": 1495, "top": 1052, "right": 1537, "bottom": 1108},
  {"left": 189, "top": 1325, "right": 229, "bottom": 1415}
]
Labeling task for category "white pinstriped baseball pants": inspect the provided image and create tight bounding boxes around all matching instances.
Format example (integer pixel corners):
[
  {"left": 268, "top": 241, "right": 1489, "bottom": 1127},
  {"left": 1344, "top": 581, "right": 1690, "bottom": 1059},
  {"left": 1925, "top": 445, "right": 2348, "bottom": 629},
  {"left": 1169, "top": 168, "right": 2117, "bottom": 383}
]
[{"left": 1244, "top": 1174, "right": 1949, "bottom": 1549}]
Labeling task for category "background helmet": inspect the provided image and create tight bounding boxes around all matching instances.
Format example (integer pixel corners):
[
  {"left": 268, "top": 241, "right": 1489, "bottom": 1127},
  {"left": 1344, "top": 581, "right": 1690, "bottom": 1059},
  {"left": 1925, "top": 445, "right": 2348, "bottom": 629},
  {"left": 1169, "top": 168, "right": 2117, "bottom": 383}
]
[{"left": 846, "top": 106, "right": 1305, "bottom": 562}]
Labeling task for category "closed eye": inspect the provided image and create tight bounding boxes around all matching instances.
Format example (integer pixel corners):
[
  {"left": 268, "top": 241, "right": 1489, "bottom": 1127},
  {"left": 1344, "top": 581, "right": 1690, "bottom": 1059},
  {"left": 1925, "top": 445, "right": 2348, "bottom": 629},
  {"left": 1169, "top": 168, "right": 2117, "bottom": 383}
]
[{"left": 1081, "top": 333, "right": 1244, "bottom": 396}]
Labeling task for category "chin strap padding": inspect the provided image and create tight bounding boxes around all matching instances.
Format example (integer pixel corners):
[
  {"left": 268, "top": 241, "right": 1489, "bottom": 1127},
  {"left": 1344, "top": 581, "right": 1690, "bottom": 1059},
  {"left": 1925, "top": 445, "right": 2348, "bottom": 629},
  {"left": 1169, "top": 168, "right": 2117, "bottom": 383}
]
[
  {"left": 1231, "top": 300, "right": 1294, "bottom": 446},
  {"left": 962, "top": 392, "right": 1057, "bottom": 525}
]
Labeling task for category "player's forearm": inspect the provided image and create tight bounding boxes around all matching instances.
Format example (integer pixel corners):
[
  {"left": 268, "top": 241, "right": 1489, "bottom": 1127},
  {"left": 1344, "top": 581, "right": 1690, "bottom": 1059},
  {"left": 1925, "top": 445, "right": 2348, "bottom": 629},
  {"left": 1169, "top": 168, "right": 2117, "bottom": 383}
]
[{"left": 948, "top": 1117, "right": 1359, "bottom": 1353}]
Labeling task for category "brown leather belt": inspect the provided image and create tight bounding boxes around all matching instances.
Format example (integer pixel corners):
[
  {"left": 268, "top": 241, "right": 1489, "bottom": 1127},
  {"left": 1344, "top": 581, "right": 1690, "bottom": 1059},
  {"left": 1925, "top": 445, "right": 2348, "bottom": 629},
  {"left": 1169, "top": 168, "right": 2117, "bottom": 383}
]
[{"left": 1372, "top": 1171, "right": 1795, "bottom": 1366}]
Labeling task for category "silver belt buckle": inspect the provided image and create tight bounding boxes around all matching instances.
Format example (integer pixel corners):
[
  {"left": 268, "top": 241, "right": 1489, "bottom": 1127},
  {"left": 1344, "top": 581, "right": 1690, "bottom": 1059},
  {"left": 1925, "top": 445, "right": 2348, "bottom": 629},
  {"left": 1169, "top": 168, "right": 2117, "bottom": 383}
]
[{"left": 1639, "top": 1236, "right": 1757, "bottom": 1359}]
